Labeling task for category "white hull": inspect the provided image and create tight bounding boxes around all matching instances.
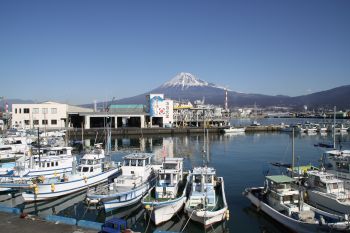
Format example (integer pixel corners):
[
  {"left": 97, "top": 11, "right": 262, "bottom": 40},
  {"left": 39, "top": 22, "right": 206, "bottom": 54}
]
[
  {"left": 102, "top": 180, "right": 153, "bottom": 211},
  {"left": 184, "top": 177, "right": 228, "bottom": 227},
  {"left": 245, "top": 187, "right": 350, "bottom": 233},
  {"left": 307, "top": 190, "right": 350, "bottom": 215},
  {"left": 22, "top": 168, "right": 119, "bottom": 202},
  {"left": 185, "top": 207, "right": 227, "bottom": 227}
]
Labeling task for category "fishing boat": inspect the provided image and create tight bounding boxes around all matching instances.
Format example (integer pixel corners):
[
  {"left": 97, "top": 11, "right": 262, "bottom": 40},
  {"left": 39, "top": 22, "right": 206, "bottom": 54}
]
[
  {"left": 20, "top": 144, "right": 120, "bottom": 201},
  {"left": 86, "top": 153, "right": 157, "bottom": 211},
  {"left": 0, "top": 145, "right": 20, "bottom": 162},
  {"left": 142, "top": 158, "right": 189, "bottom": 225},
  {"left": 184, "top": 166, "right": 228, "bottom": 227},
  {"left": 304, "top": 169, "right": 350, "bottom": 215},
  {"left": 243, "top": 175, "right": 350, "bottom": 233},
  {"left": 324, "top": 149, "right": 350, "bottom": 189}
]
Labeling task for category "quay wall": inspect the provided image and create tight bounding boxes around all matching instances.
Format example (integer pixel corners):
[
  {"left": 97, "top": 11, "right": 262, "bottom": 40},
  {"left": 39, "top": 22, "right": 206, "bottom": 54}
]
[{"left": 67, "top": 125, "right": 283, "bottom": 137}]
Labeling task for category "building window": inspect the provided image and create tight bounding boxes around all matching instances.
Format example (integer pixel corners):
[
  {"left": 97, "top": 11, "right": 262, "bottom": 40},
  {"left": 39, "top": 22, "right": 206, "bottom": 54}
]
[
  {"left": 24, "top": 108, "right": 30, "bottom": 114},
  {"left": 33, "top": 120, "right": 39, "bottom": 125},
  {"left": 19, "top": 108, "right": 22, "bottom": 114},
  {"left": 42, "top": 108, "right": 48, "bottom": 114},
  {"left": 51, "top": 108, "right": 57, "bottom": 114},
  {"left": 15, "top": 108, "right": 17, "bottom": 114},
  {"left": 51, "top": 119, "right": 57, "bottom": 125},
  {"left": 24, "top": 120, "right": 30, "bottom": 125},
  {"left": 42, "top": 120, "right": 48, "bottom": 125},
  {"left": 33, "top": 108, "right": 39, "bottom": 114}
]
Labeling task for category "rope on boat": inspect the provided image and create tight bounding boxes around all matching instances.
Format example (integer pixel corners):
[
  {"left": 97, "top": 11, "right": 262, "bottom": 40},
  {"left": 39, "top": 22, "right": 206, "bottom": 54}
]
[
  {"left": 180, "top": 209, "right": 195, "bottom": 233},
  {"left": 144, "top": 204, "right": 154, "bottom": 233}
]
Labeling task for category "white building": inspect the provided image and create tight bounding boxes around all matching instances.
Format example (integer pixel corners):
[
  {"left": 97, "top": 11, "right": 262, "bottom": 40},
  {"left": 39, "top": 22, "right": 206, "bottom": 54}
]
[{"left": 12, "top": 101, "right": 93, "bottom": 129}]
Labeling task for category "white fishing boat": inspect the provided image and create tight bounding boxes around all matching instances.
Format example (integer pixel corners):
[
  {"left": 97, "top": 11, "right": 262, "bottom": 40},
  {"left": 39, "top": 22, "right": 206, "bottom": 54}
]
[
  {"left": 222, "top": 126, "right": 246, "bottom": 133},
  {"left": 86, "top": 153, "right": 157, "bottom": 211},
  {"left": 243, "top": 175, "right": 350, "bottom": 233},
  {"left": 184, "top": 166, "right": 228, "bottom": 227},
  {"left": 142, "top": 158, "right": 189, "bottom": 225},
  {"left": 20, "top": 145, "right": 120, "bottom": 202},
  {"left": 304, "top": 169, "right": 350, "bottom": 215},
  {"left": 324, "top": 149, "right": 350, "bottom": 189},
  {"left": 0, "top": 145, "right": 21, "bottom": 162},
  {"left": 0, "top": 146, "right": 74, "bottom": 178}
]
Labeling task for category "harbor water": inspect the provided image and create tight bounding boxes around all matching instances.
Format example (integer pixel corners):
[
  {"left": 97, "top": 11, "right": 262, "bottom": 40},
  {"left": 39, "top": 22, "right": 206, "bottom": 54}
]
[{"left": 1, "top": 118, "right": 350, "bottom": 233}]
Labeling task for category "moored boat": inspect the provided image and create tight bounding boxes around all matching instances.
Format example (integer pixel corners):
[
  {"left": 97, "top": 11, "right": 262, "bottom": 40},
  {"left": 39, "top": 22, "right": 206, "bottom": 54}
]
[
  {"left": 184, "top": 166, "right": 228, "bottom": 227},
  {"left": 142, "top": 158, "right": 189, "bottom": 225},
  {"left": 86, "top": 153, "right": 157, "bottom": 211},
  {"left": 243, "top": 175, "right": 350, "bottom": 233},
  {"left": 21, "top": 145, "right": 120, "bottom": 202},
  {"left": 304, "top": 169, "right": 350, "bottom": 215}
]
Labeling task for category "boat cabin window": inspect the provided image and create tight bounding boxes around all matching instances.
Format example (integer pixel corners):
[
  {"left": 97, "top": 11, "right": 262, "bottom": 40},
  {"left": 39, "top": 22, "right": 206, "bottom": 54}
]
[
  {"left": 146, "top": 158, "right": 150, "bottom": 165},
  {"left": 55, "top": 161, "right": 58, "bottom": 166},
  {"left": 282, "top": 194, "right": 299, "bottom": 203},
  {"left": 90, "top": 167, "right": 94, "bottom": 172},
  {"left": 51, "top": 162, "right": 54, "bottom": 167},
  {"left": 88, "top": 160, "right": 93, "bottom": 165},
  {"left": 138, "top": 159, "right": 144, "bottom": 166},
  {"left": 164, "top": 163, "right": 177, "bottom": 169},
  {"left": 124, "top": 159, "right": 130, "bottom": 166},
  {"left": 205, "top": 175, "right": 212, "bottom": 183},
  {"left": 82, "top": 167, "right": 89, "bottom": 172},
  {"left": 315, "top": 180, "right": 326, "bottom": 189},
  {"left": 194, "top": 175, "right": 201, "bottom": 183},
  {"left": 336, "top": 162, "right": 349, "bottom": 173},
  {"left": 47, "top": 163, "right": 50, "bottom": 167},
  {"left": 131, "top": 159, "right": 137, "bottom": 166},
  {"left": 160, "top": 174, "right": 171, "bottom": 181},
  {"left": 0, "top": 147, "right": 12, "bottom": 151}
]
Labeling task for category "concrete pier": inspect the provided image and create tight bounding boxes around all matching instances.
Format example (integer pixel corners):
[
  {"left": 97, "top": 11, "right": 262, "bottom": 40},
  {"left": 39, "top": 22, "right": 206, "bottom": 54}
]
[{"left": 0, "top": 212, "right": 97, "bottom": 233}]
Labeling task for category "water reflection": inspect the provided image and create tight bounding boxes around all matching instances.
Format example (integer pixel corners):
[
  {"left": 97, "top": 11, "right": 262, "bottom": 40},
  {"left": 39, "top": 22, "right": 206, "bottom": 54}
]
[{"left": 1, "top": 129, "right": 350, "bottom": 232}]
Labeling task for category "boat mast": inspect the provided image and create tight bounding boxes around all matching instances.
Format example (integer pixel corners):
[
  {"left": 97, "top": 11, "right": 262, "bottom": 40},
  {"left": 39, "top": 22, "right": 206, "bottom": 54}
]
[
  {"left": 291, "top": 128, "right": 295, "bottom": 178},
  {"left": 333, "top": 106, "right": 336, "bottom": 149},
  {"left": 37, "top": 127, "right": 41, "bottom": 167}
]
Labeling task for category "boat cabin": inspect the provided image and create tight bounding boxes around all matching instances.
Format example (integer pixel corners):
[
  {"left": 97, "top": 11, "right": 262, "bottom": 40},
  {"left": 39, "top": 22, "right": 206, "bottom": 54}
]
[
  {"left": 265, "top": 175, "right": 300, "bottom": 213},
  {"left": 113, "top": 153, "right": 153, "bottom": 188},
  {"left": 188, "top": 166, "right": 216, "bottom": 209},
  {"left": 325, "top": 150, "right": 350, "bottom": 176},
  {"left": 306, "top": 170, "right": 345, "bottom": 195},
  {"left": 77, "top": 152, "right": 105, "bottom": 176},
  {"left": 156, "top": 158, "right": 183, "bottom": 199}
]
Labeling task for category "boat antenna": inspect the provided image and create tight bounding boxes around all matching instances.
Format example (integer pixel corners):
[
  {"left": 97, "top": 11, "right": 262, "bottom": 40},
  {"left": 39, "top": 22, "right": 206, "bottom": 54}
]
[
  {"left": 333, "top": 106, "right": 336, "bottom": 149},
  {"left": 291, "top": 128, "right": 295, "bottom": 178}
]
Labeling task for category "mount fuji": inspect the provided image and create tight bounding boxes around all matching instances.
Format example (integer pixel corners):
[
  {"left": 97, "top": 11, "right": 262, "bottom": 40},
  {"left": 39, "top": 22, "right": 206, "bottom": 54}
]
[{"left": 93, "top": 72, "right": 350, "bottom": 109}]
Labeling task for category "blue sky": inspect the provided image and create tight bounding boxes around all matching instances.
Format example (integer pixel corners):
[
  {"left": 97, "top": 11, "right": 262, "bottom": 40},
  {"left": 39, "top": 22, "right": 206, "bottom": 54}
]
[{"left": 1, "top": 0, "right": 349, "bottom": 104}]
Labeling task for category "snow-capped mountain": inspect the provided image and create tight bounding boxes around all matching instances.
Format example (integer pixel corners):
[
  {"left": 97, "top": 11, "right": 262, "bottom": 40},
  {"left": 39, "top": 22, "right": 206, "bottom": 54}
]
[
  {"left": 85, "top": 72, "right": 350, "bottom": 109},
  {"left": 160, "top": 72, "right": 227, "bottom": 90}
]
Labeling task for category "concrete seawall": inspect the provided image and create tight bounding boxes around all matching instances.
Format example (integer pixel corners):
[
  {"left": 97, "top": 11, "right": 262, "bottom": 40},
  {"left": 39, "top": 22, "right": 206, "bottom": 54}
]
[{"left": 68, "top": 125, "right": 283, "bottom": 137}]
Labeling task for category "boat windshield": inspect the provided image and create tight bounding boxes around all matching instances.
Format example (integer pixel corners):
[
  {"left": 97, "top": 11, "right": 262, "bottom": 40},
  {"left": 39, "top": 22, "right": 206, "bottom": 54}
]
[
  {"left": 282, "top": 194, "right": 299, "bottom": 204},
  {"left": 274, "top": 183, "right": 291, "bottom": 190}
]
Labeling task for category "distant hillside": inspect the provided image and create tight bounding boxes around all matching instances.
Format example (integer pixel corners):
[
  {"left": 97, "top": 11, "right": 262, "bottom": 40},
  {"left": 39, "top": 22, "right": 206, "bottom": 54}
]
[{"left": 106, "top": 73, "right": 350, "bottom": 109}]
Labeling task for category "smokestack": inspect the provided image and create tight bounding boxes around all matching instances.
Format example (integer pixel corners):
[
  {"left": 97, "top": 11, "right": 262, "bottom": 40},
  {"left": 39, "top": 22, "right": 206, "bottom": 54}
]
[{"left": 93, "top": 100, "right": 97, "bottom": 112}]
